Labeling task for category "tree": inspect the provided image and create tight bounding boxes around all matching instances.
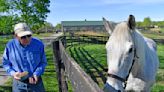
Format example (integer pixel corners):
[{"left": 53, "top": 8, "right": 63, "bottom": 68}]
[
  {"left": 0, "top": 0, "right": 9, "bottom": 12},
  {"left": 10, "top": 0, "right": 50, "bottom": 27},
  {"left": 55, "top": 23, "right": 61, "bottom": 30},
  {"left": 42, "top": 22, "right": 55, "bottom": 33},
  {"left": 0, "top": 0, "right": 50, "bottom": 34},
  {"left": 32, "top": 22, "right": 55, "bottom": 33},
  {"left": 136, "top": 21, "right": 143, "bottom": 28},
  {"left": 143, "top": 17, "right": 152, "bottom": 28},
  {"left": 55, "top": 23, "right": 61, "bottom": 32},
  {"left": 0, "top": 16, "right": 15, "bottom": 34},
  {"left": 156, "top": 21, "right": 164, "bottom": 27}
]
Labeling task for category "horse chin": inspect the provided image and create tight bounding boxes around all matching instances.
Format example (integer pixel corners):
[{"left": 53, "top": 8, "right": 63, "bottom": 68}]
[{"left": 103, "top": 82, "right": 122, "bottom": 92}]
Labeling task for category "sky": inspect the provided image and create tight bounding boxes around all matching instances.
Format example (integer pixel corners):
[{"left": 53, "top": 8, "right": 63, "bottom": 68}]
[{"left": 46, "top": 0, "right": 164, "bottom": 26}]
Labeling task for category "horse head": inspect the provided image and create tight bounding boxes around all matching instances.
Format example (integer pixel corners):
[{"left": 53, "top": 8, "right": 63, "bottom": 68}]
[{"left": 103, "top": 15, "right": 137, "bottom": 92}]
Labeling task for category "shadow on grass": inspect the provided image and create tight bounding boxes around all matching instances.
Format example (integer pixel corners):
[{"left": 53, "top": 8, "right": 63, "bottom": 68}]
[
  {"left": 159, "top": 55, "right": 164, "bottom": 62},
  {"left": 81, "top": 47, "right": 107, "bottom": 72},
  {"left": 69, "top": 46, "right": 99, "bottom": 83},
  {"left": 79, "top": 47, "right": 107, "bottom": 84},
  {"left": 69, "top": 46, "right": 107, "bottom": 85},
  {"left": 159, "top": 55, "right": 164, "bottom": 69},
  {"left": 45, "top": 69, "right": 56, "bottom": 72}
]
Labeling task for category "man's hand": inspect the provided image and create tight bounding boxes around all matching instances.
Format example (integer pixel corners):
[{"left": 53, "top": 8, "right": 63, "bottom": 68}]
[
  {"left": 13, "top": 71, "right": 28, "bottom": 80},
  {"left": 33, "top": 75, "right": 38, "bottom": 84},
  {"left": 13, "top": 72, "right": 21, "bottom": 80},
  {"left": 29, "top": 75, "right": 39, "bottom": 84}
]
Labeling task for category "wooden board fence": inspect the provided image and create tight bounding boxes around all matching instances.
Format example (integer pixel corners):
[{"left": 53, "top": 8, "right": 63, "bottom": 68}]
[{"left": 52, "top": 38, "right": 103, "bottom": 92}]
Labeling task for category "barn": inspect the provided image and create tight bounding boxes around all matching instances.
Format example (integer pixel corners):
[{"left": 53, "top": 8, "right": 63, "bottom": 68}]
[{"left": 61, "top": 20, "right": 105, "bottom": 32}]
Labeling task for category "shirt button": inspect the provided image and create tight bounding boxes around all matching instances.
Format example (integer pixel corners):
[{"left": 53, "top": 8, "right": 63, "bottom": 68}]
[{"left": 24, "top": 56, "right": 27, "bottom": 59}]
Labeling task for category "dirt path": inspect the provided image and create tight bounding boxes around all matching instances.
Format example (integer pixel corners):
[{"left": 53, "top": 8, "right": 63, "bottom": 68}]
[{"left": 0, "top": 55, "right": 11, "bottom": 85}]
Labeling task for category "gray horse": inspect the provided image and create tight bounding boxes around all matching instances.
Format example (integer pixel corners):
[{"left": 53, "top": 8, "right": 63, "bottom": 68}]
[{"left": 103, "top": 15, "right": 159, "bottom": 92}]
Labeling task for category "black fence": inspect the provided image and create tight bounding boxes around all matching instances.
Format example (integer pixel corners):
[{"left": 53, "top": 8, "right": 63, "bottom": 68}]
[{"left": 65, "top": 34, "right": 164, "bottom": 47}]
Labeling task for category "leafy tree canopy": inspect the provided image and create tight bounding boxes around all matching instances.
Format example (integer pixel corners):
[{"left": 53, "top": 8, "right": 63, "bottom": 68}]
[
  {"left": 10, "top": 0, "right": 50, "bottom": 26},
  {"left": 0, "top": 0, "right": 50, "bottom": 35},
  {"left": 143, "top": 17, "right": 152, "bottom": 27}
]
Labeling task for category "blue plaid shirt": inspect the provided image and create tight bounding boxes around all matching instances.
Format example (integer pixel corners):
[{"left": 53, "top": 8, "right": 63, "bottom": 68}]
[{"left": 2, "top": 37, "right": 47, "bottom": 77}]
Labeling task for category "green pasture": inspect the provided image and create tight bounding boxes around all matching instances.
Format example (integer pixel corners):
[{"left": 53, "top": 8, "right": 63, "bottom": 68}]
[
  {"left": 66, "top": 43, "right": 164, "bottom": 91},
  {"left": 66, "top": 44, "right": 107, "bottom": 88},
  {"left": 143, "top": 33, "right": 164, "bottom": 39},
  {"left": 0, "top": 38, "right": 10, "bottom": 54}
]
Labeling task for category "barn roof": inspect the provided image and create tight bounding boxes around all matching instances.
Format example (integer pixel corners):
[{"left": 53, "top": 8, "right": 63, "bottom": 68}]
[{"left": 61, "top": 21, "right": 104, "bottom": 26}]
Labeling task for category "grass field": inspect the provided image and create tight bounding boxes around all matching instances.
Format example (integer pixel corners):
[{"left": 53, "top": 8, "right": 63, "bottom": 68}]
[
  {"left": 66, "top": 43, "right": 164, "bottom": 92},
  {"left": 0, "top": 38, "right": 10, "bottom": 54}
]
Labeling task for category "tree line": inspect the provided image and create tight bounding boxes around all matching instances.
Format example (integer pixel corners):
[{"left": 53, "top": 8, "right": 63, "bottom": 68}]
[
  {"left": 0, "top": 0, "right": 54, "bottom": 35},
  {"left": 136, "top": 17, "right": 164, "bottom": 29}
]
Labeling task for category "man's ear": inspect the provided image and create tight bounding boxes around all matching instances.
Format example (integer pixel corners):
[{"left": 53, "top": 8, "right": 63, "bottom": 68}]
[
  {"left": 14, "top": 34, "right": 18, "bottom": 37},
  {"left": 14, "top": 34, "right": 20, "bottom": 40},
  {"left": 128, "top": 15, "right": 136, "bottom": 30},
  {"left": 102, "top": 17, "right": 114, "bottom": 34}
]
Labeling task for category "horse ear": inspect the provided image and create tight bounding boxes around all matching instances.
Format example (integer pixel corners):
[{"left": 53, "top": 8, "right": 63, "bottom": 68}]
[
  {"left": 128, "top": 15, "right": 136, "bottom": 30},
  {"left": 102, "top": 17, "right": 114, "bottom": 34}
]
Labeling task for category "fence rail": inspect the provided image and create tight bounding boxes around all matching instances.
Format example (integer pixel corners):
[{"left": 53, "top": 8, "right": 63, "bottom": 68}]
[
  {"left": 66, "top": 35, "right": 164, "bottom": 46},
  {"left": 52, "top": 37, "right": 103, "bottom": 92}
]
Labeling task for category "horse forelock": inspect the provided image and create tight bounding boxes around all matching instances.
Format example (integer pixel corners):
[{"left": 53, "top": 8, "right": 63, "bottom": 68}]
[
  {"left": 109, "top": 22, "right": 133, "bottom": 44},
  {"left": 106, "top": 22, "right": 135, "bottom": 71}
]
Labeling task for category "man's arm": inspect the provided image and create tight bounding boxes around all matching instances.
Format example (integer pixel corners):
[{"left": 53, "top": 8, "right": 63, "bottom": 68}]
[
  {"left": 33, "top": 44, "right": 47, "bottom": 76},
  {"left": 2, "top": 47, "right": 16, "bottom": 76}
]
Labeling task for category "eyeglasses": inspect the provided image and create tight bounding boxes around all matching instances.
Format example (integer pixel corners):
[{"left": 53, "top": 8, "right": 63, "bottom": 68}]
[{"left": 21, "top": 35, "right": 32, "bottom": 39}]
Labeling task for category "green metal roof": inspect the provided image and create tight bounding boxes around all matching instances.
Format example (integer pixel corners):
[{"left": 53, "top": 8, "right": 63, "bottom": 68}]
[{"left": 61, "top": 21, "right": 104, "bottom": 26}]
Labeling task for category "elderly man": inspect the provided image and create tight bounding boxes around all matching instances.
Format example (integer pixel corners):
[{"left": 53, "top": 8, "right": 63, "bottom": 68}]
[{"left": 2, "top": 23, "right": 47, "bottom": 92}]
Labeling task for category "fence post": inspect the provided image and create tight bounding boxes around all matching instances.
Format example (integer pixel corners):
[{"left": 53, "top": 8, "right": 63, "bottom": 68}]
[{"left": 52, "top": 40, "right": 68, "bottom": 92}]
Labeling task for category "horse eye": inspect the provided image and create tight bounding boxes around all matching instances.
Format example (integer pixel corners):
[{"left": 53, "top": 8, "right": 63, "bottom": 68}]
[{"left": 129, "top": 48, "right": 133, "bottom": 53}]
